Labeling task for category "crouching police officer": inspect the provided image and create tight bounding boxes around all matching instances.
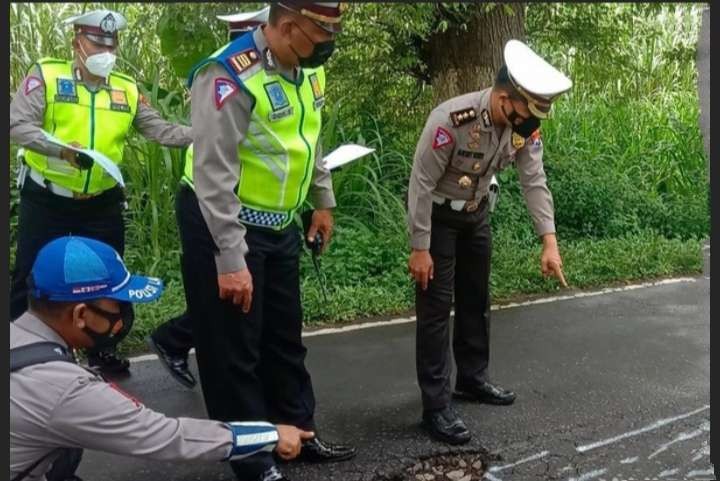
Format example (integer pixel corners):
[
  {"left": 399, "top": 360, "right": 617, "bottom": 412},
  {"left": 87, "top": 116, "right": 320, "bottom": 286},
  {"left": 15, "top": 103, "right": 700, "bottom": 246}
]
[
  {"left": 10, "top": 236, "right": 314, "bottom": 481},
  {"left": 9, "top": 9, "right": 192, "bottom": 375},
  {"left": 407, "top": 40, "right": 572, "bottom": 445}
]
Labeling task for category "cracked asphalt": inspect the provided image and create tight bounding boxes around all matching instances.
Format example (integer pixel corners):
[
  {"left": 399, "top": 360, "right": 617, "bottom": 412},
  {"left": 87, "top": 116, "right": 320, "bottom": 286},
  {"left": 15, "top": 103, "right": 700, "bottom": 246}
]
[{"left": 79, "top": 246, "right": 712, "bottom": 481}]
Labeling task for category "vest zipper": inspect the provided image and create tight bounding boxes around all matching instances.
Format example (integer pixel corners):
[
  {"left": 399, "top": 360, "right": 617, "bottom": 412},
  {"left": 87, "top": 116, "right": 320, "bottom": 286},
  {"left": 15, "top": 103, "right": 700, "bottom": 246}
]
[
  {"left": 82, "top": 91, "right": 96, "bottom": 194},
  {"left": 294, "top": 82, "right": 312, "bottom": 211}
]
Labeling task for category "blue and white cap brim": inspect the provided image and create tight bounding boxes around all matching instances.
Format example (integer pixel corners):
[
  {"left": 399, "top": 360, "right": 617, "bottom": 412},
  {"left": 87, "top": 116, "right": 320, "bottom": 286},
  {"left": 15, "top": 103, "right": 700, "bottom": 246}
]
[{"left": 106, "top": 273, "right": 164, "bottom": 303}]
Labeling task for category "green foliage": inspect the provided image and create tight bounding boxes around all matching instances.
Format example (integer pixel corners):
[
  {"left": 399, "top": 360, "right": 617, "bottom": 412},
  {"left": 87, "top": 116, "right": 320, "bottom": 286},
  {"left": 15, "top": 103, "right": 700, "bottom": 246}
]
[{"left": 9, "top": 3, "right": 709, "bottom": 354}]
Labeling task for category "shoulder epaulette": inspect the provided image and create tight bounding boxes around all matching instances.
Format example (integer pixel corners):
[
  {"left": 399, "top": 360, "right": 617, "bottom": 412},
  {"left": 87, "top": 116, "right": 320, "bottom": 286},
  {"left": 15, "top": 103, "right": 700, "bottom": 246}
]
[{"left": 449, "top": 107, "right": 478, "bottom": 127}]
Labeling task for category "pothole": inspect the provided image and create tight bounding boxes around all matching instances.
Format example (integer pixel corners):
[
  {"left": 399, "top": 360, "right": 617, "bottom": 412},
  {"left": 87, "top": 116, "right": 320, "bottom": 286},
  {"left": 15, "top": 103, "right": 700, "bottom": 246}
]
[{"left": 373, "top": 450, "right": 489, "bottom": 481}]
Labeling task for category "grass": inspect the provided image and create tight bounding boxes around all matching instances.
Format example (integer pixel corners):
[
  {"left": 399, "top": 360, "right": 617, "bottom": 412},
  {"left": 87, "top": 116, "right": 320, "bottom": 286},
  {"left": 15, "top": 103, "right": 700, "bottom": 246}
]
[{"left": 8, "top": 4, "right": 709, "bottom": 356}]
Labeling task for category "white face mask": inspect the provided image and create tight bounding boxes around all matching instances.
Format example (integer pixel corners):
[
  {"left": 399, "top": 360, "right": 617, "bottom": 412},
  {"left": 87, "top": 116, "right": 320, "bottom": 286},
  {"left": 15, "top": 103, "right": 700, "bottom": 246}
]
[{"left": 79, "top": 44, "right": 117, "bottom": 80}]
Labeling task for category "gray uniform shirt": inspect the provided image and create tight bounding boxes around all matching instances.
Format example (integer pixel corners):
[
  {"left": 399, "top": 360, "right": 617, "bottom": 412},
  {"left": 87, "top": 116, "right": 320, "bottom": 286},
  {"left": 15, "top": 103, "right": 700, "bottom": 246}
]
[
  {"left": 10, "top": 312, "right": 235, "bottom": 480},
  {"left": 10, "top": 62, "right": 192, "bottom": 160},
  {"left": 191, "top": 27, "right": 335, "bottom": 274},
  {"left": 407, "top": 88, "right": 556, "bottom": 250}
]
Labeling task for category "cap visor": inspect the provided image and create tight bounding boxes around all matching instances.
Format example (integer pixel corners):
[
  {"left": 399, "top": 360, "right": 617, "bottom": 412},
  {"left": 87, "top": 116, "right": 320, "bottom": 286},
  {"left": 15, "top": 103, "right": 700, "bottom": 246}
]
[
  {"left": 83, "top": 33, "right": 117, "bottom": 47},
  {"left": 108, "top": 275, "right": 164, "bottom": 303}
]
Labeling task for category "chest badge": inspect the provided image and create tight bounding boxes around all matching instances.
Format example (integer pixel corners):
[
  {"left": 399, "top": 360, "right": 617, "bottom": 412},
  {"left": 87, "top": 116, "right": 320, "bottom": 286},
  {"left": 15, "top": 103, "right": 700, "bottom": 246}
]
[
  {"left": 55, "top": 78, "right": 78, "bottom": 103},
  {"left": 458, "top": 175, "right": 473, "bottom": 189},
  {"left": 264, "top": 81, "right": 293, "bottom": 121},
  {"left": 308, "top": 73, "right": 325, "bottom": 110},
  {"left": 512, "top": 132, "right": 526, "bottom": 149},
  {"left": 472, "top": 161, "right": 482, "bottom": 171},
  {"left": 110, "top": 89, "right": 130, "bottom": 112}
]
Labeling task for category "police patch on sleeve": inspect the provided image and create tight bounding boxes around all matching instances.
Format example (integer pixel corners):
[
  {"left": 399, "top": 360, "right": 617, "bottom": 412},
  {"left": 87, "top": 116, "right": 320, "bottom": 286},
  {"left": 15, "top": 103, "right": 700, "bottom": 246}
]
[
  {"left": 24, "top": 76, "right": 42, "bottom": 95},
  {"left": 214, "top": 78, "right": 239, "bottom": 110},
  {"left": 432, "top": 127, "right": 454, "bottom": 149}
]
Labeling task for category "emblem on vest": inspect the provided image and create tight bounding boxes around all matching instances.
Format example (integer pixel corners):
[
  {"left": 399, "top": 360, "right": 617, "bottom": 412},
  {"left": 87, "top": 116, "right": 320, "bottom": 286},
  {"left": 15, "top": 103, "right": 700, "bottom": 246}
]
[
  {"left": 110, "top": 89, "right": 130, "bottom": 112},
  {"left": 308, "top": 73, "right": 324, "bottom": 110},
  {"left": 264, "top": 81, "right": 293, "bottom": 121},
  {"left": 55, "top": 78, "right": 78, "bottom": 103}
]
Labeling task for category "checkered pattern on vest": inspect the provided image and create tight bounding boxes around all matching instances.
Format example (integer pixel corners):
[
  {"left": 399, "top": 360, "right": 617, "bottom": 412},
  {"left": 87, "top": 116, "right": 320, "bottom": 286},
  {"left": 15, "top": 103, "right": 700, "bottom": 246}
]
[{"left": 239, "top": 206, "right": 289, "bottom": 228}]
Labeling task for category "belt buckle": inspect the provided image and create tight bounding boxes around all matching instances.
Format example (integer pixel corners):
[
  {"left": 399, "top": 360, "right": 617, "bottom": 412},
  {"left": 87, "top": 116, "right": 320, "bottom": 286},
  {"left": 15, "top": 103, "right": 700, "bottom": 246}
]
[
  {"left": 73, "top": 192, "right": 95, "bottom": 200},
  {"left": 464, "top": 200, "right": 479, "bottom": 213}
]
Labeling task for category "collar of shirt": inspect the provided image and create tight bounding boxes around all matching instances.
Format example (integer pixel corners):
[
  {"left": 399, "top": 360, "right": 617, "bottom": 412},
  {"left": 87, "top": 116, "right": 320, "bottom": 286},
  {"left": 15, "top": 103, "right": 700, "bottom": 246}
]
[
  {"left": 13, "top": 311, "right": 70, "bottom": 349},
  {"left": 253, "top": 27, "right": 299, "bottom": 82}
]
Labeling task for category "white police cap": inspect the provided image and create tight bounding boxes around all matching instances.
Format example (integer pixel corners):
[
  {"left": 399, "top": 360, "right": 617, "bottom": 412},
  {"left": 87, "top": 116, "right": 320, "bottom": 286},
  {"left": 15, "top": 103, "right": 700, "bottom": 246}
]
[
  {"left": 504, "top": 39, "right": 572, "bottom": 119},
  {"left": 217, "top": 6, "right": 270, "bottom": 34},
  {"left": 63, "top": 9, "right": 127, "bottom": 47}
]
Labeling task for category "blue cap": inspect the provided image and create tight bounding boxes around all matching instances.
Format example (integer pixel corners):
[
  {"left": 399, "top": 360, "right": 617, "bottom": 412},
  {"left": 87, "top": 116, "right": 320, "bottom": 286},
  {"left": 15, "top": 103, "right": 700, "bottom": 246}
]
[{"left": 29, "top": 236, "right": 164, "bottom": 303}]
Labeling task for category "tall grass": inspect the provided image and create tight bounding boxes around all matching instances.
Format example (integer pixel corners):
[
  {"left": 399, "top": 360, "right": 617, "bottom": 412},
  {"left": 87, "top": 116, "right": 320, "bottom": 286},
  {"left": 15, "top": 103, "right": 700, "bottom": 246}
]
[{"left": 9, "top": 4, "right": 708, "bottom": 350}]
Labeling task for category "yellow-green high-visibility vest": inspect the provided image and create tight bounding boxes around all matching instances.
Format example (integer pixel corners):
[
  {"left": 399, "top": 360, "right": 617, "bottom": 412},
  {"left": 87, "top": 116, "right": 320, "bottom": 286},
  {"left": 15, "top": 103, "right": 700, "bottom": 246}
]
[
  {"left": 182, "top": 34, "right": 325, "bottom": 230},
  {"left": 24, "top": 58, "right": 139, "bottom": 194}
]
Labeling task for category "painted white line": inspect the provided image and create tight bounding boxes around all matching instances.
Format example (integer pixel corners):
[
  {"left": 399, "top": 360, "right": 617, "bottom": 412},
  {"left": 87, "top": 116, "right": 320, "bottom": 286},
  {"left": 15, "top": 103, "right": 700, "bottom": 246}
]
[
  {"left": 648, "top": 421, "right": 709, "bottom": 459},
  {"left": 686, "top": 468, "right": 715, "bottom": 478},
  {"left": 568, "top": 468, "right": 607, "bottom": 481},
  {"left": 483, "top": 472, "right": 503, "bottom": 481},
  {"left": 619, "top": 457, "right": 638, "bottom": 464},
  {"left": 691, "top": 442, "right": 710, "bottom": 462},
  {"left": 128, "top": 276, "right": 698, "bottom": 363},
  {"left": 576, "top": 405, "right": 709, "bottom": 453},
  {"left": 489, "top": 450, "right": 549, "bottom": 473},
  {"left": 658, "top": 468, "right": 680, "bottom": 478}
]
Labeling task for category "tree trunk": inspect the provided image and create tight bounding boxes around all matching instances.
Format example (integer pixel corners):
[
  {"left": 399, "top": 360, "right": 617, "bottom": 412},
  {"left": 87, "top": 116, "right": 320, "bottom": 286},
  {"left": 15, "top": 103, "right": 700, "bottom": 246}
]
[{"left": 424, "top": 4, "right": 525, "bottom": 104}]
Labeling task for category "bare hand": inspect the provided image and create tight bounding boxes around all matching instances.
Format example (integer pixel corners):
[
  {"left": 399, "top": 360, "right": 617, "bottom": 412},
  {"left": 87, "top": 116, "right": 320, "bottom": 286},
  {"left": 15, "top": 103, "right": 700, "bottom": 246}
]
[
  {"left": 540, "top": 235, "right": 568, "bottom": 288},
  {"left": 306, "top": 209, "right": 334, "bottom": 254},
  {"left": 218, "top": 268, "right": 253, "bottom": 312},
  {"left": 275, "top": 425, "right": 315, "bottom": 460},
  {"left": 60, "top": 142, "right": 85, "bottom": 168},
  {"left": 408, "top": 249, "right": 434, "bottom": 290}
]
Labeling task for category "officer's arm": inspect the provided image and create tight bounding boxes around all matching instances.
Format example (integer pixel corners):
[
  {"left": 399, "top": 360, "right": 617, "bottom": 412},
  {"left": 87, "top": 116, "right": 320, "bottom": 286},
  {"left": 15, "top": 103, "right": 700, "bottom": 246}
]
[
  {"left": 408, "top": 110, "right": 454, "bottom": 250},
  {"left": 48, "top": 377, "right": 279, "bottom": 462},
  {"left": 515, "top": 132, "right": 556, "bottom": 236},
  {"left": 133, "top": 96, "right": 193, "bottom": 147},
  {"left": 9, "top": 66, "right": 63, "bottom": 158},
  {"left": 191, "top": 64, "right": 252, "bottom": 273},
  {"left": 308, "top": 142, "right": 336, "bottom": 209}
]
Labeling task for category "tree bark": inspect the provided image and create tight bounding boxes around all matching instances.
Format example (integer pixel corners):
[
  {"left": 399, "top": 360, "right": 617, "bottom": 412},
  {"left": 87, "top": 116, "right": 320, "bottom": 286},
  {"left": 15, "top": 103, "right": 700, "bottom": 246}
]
[{"left": 423, "top": 4, "right": 526, "bottom": 104}]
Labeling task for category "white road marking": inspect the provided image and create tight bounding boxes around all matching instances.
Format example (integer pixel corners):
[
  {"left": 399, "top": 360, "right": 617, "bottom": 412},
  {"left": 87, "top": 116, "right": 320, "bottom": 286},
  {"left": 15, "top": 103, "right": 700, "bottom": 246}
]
[
  {"left": 488, "top": 450, "right": 550, "bottom": 472},
  {"left": 658, "top": 468, "right": 680, "bottom": 478},
  {"left": 620, "top": 457, "right": 638, "bottom": 464},
  {"left": 686, "top": 468, "right": 715, "bottom": 478},
  {"left": 576, "top": 405, "right": 709, "bottom": 453},
  {"left": 128, "top": 276, "right": 698, "bottom": 363},
  {"left": 568, "top": 468, "right": 608, "bottom": 481},
  {"left": 483, "top": 472, "right": 503, "bottom": 481},
  {"left": 648, "top": 422, "right": 708, "bottom": 459}
]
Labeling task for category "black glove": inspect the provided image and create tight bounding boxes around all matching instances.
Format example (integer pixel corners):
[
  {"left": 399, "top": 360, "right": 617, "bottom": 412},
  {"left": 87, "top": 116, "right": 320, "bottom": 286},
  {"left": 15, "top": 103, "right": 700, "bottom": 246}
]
[
  {"left": 301, "top": 210, "right": 323, "bottom": 255},
  {"left": 74, "top": 151, "right": 94, "bottom": 170}
]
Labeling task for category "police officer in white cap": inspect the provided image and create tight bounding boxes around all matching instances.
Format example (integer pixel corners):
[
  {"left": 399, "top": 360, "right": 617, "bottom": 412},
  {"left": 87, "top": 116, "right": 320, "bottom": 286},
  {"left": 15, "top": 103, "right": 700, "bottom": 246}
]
[
  {"left": 147, "top": 5, "right": 272, "bottom": 391},
  {"left": 9, "top": 9, "right": 193, "bottom": 375},
  {"left": 407, "top": 39, "right": 571, "bottom": 445},
  {"left": 10, "top": 236, "right": 314, "bottom": 481}
]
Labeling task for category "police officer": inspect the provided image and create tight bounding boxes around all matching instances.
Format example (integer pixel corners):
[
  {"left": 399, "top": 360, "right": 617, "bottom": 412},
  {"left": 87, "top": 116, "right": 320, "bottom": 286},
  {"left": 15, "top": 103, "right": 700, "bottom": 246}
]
[
  {"left": 148, "top": 6, "right": 272, "bottom": 390},
  {"left": 164, "top": 3, "right": 356, "bottom": 480},
  {"left": 9, "top": 9, "right": 193, "bottom": 375},
  {"left": 407, "top": 40, "right": 571, "bottom": 445},
  {"left": 10, "top": 236, "right": 314, "bottom": 481}
]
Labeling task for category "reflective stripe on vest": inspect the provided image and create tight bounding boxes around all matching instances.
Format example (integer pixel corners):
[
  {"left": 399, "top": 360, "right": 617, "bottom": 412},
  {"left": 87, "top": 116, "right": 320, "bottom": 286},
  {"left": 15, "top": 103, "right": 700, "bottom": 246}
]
[
  {"left": 23, "top": 58, "right": 138, "bottom": 194},
  {"left": 182, "top": 36, "right": 325, "bottom": 230}
]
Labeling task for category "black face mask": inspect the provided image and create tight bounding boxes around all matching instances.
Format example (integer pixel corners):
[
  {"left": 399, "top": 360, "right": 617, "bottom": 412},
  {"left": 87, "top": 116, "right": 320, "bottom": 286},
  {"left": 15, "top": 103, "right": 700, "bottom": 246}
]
[
  {"left": 502, "top": 103, "right": 541, "bottom": 139},
  {"left": 291, "top": 23, "right": 336, "bottom": 68},
  {"left": 82, "top": 302, "right": 134, "bottom": 350}
]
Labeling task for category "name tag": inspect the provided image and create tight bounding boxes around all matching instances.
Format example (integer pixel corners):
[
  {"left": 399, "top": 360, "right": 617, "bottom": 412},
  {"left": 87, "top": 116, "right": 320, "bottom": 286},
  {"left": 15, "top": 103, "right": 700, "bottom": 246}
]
[{"left": 269, "top": 106, "right": 294, "bottom": 122}]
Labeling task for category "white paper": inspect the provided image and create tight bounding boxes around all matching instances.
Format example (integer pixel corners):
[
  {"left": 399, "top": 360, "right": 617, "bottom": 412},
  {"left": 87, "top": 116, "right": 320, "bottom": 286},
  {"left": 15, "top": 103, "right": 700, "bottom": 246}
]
[
  {"left": 42, "top": 131, "right": 125, "bottom": 187},
  {"left": 322, "top": 144, "right": 375, "bottom": 171}
]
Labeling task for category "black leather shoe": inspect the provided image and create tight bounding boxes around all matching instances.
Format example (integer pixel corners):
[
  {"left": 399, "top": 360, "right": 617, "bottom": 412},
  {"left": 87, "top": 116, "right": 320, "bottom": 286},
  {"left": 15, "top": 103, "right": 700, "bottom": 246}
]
[
  {"left": 421, "top": 406, "right": 472, "bottom": 445},
  {"left": 146, "top": 336, "right": 196, "bottom": 389},
  {"left": 87, "top": 349, "right": 130, "bottom": 375},
  {"left": 299, "top": 437, "right": 357, "bottom": 463},
  {"left": 454, "top": 380, "right": 516, "bottom": 405}
]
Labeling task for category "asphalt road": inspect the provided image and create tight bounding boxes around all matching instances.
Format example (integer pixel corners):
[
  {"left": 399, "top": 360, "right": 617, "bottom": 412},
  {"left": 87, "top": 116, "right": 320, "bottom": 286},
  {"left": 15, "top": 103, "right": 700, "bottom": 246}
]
[{"left": 79, "top": 247, "right": 712, "bottom": 481}]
